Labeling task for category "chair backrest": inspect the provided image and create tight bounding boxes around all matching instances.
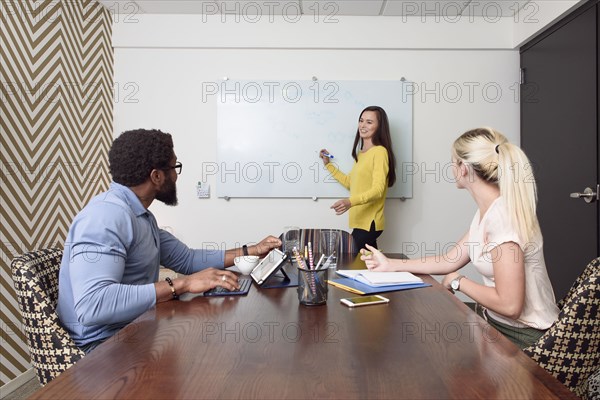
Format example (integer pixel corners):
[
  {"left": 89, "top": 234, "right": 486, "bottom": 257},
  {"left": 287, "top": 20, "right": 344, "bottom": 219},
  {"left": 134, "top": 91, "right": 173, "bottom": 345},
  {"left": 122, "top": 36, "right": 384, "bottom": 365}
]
[
  {"left": 279, "top": 228, "right": 356, "bottom": 256},
  {"left": 523, "top": 258, "right": 600, "bottom": 399},
  {"left": 587, "top": 368, "right": 600, "bottom": 400},
  {"left": 558, "top": 257, "right": 600, "bottom": 309},
  {"left": 11, "top": 248, "right": 85, "bottom": 385}
]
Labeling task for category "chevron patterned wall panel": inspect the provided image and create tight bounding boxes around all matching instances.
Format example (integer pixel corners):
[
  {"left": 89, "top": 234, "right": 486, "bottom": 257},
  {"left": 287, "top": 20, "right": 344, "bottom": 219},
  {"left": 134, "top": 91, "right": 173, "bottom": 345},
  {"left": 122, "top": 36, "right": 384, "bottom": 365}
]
[{"left": 0, "top": 0, "right": 113, "bottom": 386}]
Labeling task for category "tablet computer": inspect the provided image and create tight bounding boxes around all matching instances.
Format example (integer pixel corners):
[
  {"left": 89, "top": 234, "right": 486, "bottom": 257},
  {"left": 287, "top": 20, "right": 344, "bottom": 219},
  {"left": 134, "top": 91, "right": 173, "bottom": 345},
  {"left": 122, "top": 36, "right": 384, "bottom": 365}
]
[{"left": 250, "top": 248, "right": 289, "bottom": 285}]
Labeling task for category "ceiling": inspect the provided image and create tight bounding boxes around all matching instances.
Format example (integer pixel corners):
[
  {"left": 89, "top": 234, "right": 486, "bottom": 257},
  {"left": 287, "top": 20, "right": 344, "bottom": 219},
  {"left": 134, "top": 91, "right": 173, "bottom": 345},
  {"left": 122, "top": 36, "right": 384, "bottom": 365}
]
[{"left": 98, "top": 0, "right": 533, "bottom": 17}]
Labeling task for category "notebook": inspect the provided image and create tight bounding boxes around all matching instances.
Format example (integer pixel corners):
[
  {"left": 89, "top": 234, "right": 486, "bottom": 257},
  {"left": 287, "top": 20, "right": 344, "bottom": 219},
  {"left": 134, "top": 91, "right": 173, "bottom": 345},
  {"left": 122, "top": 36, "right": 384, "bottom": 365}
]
[
  {"left": 336, "top": 269, "right": 423, "bottom": 287},
  {"left": 327, "top": 278, "right": 430, "bottom": 295}
]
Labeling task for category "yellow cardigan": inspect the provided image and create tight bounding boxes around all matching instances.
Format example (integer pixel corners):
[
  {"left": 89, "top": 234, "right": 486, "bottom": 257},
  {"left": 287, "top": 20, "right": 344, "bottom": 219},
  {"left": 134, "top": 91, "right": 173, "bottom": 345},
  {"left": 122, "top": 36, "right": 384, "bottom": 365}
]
[{"left": 326, "top": 146, "right": 389, "bottom": 231}]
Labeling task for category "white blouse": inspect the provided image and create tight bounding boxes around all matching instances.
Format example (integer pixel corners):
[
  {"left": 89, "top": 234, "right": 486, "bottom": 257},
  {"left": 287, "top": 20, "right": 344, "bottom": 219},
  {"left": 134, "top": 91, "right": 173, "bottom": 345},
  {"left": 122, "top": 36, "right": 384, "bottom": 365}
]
[{"left": 468, "top": 197, "right": 559, "bottom": 329}]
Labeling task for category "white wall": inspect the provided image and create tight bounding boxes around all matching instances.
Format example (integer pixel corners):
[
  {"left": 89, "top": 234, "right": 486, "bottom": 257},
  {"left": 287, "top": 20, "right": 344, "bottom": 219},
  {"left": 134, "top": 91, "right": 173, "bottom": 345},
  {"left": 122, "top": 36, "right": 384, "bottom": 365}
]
[
  {"left": 112, "top": 14, "right": 520, "bottom": 290},
  {"left": 113, "top": 14, "right": 513, "bottom": 49}
]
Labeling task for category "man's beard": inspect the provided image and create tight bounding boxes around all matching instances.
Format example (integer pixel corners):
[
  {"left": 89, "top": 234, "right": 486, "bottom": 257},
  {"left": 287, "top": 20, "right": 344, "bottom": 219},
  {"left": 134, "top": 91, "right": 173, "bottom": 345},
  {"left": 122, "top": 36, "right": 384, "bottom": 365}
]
[{"left": 156, "top": 176, "right": 178, "bottom": 206}]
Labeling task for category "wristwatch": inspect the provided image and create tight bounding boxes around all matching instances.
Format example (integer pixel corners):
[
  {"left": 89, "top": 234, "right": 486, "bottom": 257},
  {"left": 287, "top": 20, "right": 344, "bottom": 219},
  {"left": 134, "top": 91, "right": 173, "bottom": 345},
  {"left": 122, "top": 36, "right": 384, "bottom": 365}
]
[{"left": 450, "top": 275, "right": 465, "bottom": 291}]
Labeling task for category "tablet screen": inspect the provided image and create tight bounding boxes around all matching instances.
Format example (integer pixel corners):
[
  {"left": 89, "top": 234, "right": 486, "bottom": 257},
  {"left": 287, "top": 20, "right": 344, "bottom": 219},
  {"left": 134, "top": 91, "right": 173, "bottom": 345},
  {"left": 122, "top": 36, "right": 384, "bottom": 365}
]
[{"left": 250, "top": 249, "right": 287, "bottom": 285}]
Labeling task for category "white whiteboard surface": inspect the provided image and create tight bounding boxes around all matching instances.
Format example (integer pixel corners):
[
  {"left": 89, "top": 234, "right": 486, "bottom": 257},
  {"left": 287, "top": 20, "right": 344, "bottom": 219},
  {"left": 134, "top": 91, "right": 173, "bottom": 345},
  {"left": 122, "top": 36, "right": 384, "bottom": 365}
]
[{"left": 217, "top": 80, "right": 412, "bottom": 198}]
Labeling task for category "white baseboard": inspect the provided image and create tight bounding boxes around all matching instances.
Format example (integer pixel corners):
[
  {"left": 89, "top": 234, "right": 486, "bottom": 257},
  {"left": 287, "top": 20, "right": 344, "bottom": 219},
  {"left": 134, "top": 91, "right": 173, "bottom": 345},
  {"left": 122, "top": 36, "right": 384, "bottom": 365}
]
[{"left": 0, "top": 369, "right": 36, "bottom": 399}]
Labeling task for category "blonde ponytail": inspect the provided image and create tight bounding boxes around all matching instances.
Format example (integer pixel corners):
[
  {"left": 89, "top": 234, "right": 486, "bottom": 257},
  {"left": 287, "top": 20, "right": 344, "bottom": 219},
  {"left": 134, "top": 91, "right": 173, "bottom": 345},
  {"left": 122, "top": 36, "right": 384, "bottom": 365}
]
[{"left": 453, "top": 127, "right": 540, "bottom": 242}]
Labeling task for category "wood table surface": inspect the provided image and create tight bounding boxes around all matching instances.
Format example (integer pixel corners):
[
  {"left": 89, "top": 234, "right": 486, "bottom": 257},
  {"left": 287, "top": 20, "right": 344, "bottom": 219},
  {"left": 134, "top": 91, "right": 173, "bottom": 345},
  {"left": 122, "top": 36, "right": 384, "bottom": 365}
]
[{"left": 30, "top": 255, "right": 577, "bottom": 399}]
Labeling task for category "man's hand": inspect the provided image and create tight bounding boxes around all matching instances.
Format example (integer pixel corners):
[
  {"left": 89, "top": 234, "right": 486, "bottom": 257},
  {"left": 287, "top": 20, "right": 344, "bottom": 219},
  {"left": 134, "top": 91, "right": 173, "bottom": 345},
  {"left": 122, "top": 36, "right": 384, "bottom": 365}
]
[
  {"left": 254, "top": 236, "right": 282, "bottom": 257},
  {"left": 183, "top": 268, "right": 240, "bottom": 293},
  {"left": 157, "top": 268, "right": 241, "bottom": 302},
  {"left": 224, "top": 236, "right": 282, "bottom": 267}
]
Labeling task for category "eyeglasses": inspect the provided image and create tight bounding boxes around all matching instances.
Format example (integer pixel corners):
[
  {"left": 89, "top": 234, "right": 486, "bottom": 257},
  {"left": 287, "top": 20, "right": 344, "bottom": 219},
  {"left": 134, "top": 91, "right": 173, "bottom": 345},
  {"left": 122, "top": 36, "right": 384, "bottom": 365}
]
[{"left": 162, "top": 161, "right": 182, "bottom": 175}]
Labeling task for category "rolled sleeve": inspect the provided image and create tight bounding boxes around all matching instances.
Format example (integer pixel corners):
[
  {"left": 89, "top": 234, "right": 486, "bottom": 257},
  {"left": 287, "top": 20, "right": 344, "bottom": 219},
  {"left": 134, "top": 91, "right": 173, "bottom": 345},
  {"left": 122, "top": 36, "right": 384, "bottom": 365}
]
[
  {"left": 483, "top": 205, "right": 524, "bottom": 253},
  {"left": 159, "top": 229, "right": 225, "bottom": 274},
  {"left": 192, "top": 248, "right": 225, "bottom": 270}
]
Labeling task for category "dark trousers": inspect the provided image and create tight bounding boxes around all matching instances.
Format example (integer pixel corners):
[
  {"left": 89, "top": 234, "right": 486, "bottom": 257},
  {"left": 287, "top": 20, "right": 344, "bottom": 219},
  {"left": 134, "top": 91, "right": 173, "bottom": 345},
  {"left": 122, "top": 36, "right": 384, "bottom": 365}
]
[
  {"left": 80, "top": 338, "right": 106, "bottom": 354},
  {"left": 352, "top": 220, "right": 383, "bottom": 255}
]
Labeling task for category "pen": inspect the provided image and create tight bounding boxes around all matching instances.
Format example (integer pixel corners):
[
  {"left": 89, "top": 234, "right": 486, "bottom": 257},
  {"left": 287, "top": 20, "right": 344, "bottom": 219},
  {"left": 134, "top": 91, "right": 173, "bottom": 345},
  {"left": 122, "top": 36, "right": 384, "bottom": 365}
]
[
  {"left": 320, "top": 151, "right": 334, "bottom": 159},
  {"left": 314, "top": 254, "right": 325, "bottom": 270}
]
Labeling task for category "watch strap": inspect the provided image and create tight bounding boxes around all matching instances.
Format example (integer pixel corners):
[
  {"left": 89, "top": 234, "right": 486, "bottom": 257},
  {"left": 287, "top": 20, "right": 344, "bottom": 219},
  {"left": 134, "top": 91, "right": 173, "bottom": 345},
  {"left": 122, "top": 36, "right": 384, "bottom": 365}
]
[{"left": 453, "top": 275, "right": 465, "bottom": 291}]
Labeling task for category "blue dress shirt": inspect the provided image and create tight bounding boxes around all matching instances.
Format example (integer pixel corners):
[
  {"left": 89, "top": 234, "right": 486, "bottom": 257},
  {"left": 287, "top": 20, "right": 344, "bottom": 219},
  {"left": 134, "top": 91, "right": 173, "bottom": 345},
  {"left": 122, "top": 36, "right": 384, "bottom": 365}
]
[{"left": 57, "top": 182, "right": 224, "bottom": 347}]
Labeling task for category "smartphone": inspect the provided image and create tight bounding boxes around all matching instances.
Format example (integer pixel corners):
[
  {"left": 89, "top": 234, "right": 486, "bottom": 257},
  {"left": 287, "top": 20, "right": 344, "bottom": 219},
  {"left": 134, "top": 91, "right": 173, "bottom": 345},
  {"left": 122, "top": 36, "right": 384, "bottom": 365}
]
[{"left": 340, "top": 295, "right": 390, "bottom": 307}]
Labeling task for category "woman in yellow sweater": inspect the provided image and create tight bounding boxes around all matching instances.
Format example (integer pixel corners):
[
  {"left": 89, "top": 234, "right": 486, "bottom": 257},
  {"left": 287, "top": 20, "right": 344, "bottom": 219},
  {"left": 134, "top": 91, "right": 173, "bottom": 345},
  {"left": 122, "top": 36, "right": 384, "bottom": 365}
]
[{"left": 320, "top": 106, "right": 396, "bottom": 254}]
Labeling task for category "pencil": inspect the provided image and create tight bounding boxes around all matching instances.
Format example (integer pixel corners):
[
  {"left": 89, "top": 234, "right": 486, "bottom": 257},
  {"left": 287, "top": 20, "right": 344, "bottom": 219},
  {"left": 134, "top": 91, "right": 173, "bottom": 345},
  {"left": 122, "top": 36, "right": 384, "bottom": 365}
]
[
  {"left": 307, "top": 242, "right": 314, "bottom": 270},
  {"left": 294, "top": 247, "right": 316, "bottom": 295},
  {"left": 327, "top": 280, "right": 364, "bottom": 295}
]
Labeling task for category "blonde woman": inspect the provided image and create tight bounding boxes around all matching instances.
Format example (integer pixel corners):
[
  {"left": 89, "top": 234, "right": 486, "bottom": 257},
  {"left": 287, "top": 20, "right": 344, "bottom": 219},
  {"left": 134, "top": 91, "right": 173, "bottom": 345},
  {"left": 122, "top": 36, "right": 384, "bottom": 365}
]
[{"left": 361, "top": 127, "right": 559, "bottom": 348}]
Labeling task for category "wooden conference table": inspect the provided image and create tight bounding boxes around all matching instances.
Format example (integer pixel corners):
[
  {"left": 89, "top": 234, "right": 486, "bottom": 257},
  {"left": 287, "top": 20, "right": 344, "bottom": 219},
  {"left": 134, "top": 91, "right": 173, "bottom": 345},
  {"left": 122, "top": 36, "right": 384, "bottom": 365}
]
[{"left": 30, "top": 254, "right": 575, "bottom": 399}]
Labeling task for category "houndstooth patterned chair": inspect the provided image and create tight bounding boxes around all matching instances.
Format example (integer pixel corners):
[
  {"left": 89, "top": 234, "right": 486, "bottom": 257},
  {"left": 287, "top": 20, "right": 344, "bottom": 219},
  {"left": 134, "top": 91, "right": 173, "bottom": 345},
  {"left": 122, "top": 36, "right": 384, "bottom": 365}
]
[
  {"left": 523, "top": 257, "right": 600, "bottom": 399},
  {"left": 558, "top": 257, "right": 600, "bottom": 309},
  {"left": 588, "top": 368, "right": 600, "bottom": 400},
  {"left": 11, "top": 248, "right": 85, "bottom": 385}
]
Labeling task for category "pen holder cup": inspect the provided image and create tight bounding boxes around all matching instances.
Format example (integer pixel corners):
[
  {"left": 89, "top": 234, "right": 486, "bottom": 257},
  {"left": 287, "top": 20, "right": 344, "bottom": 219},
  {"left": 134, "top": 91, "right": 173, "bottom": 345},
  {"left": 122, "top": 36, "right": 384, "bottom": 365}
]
[
  {"left": 320, "top": 230, "right": 339, "bottom": 269},
  {"left": 297, "top": 266, "right": 328, "bottom": 306}
]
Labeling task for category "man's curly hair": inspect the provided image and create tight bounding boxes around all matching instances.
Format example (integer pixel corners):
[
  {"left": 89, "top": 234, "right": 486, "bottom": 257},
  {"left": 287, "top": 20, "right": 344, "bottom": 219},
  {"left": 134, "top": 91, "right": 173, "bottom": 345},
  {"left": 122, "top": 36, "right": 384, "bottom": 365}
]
[{"left": 109, "top": 129, "right": 174, "bottom": 186}]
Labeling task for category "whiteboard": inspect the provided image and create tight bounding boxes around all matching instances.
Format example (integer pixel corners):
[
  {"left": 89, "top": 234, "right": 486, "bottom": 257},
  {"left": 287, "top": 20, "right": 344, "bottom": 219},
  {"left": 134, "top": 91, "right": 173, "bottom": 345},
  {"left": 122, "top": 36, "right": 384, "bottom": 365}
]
[{"left": 217, "top": 80, "right": 412, "bottom": 198}]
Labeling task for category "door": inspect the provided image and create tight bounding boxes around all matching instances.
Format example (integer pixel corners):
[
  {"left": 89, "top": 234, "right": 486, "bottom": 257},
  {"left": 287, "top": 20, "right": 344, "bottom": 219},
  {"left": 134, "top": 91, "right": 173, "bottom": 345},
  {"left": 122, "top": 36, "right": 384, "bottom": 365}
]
[{"left": 521, "top": 2, "right": 599, "bottom": 301}]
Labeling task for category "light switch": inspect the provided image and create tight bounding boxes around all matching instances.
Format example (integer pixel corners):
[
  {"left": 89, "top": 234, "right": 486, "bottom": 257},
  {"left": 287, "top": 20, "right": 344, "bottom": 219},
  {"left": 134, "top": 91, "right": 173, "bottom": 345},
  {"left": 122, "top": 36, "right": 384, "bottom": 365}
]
[{"left": 196, "top": 182, "right": 210, "bottom": 198}]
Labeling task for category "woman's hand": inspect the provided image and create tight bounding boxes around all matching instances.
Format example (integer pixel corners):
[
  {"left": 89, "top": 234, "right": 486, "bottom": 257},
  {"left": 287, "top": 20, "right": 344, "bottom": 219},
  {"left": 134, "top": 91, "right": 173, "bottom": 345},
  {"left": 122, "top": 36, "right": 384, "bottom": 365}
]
[
  {"left": 319, "top": 148, "right": 331, "bottom": 165},
  {"left": 331, "top": 199, "right": 351, "bottom": 215},
  {"left": 360, "top": 244, "right": 392, "bottom": 271},
  {"left": 441, "top": 272, "right": 461, "bottom": 292}
]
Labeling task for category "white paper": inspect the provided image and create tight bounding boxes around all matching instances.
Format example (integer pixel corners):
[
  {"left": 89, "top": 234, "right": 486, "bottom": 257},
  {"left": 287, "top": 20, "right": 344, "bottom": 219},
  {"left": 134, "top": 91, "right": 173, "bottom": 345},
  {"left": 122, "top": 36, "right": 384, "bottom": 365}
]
[{"left": 336, "top": 270, "right": 423, "bottom": 287}]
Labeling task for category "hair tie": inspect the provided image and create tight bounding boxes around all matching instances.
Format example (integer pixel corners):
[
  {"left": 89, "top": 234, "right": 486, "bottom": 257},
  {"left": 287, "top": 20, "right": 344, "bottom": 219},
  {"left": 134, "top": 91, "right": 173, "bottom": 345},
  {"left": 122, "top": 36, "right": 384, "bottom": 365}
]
[{"left": 495, "top": 144, "right": 500, "bottom": 154}]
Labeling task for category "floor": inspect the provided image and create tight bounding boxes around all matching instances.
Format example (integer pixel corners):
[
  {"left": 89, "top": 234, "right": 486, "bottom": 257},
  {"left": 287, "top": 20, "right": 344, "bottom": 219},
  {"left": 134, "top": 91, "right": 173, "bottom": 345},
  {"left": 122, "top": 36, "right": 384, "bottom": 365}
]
[{"left": 2, "top": 377, "right": 40, "bottom": 400}]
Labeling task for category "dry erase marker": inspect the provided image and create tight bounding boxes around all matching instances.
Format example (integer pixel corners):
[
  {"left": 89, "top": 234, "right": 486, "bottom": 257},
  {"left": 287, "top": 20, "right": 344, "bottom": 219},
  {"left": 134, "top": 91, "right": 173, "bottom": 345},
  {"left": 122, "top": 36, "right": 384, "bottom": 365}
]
[{"left": 319, "top": 151, "right": 334, "bottom": 159}]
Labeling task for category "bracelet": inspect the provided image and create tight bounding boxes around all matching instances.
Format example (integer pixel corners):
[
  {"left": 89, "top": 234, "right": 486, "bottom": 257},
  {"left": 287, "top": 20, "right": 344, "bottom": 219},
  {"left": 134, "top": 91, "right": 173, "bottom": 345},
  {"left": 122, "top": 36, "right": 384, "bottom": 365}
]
[
  {"left": 165, "top": 277, "right": 178, "bottom": 299},
  {"left": 242, "top": 244, "right": 249, "bottom": 256}
]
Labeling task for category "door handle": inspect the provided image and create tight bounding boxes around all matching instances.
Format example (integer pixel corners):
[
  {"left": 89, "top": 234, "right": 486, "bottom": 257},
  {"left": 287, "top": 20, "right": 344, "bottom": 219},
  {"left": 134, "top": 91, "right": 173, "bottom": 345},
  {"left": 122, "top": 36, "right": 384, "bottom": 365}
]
[{"left": 570, "top": 186, "right": 598, "bottom": 203}]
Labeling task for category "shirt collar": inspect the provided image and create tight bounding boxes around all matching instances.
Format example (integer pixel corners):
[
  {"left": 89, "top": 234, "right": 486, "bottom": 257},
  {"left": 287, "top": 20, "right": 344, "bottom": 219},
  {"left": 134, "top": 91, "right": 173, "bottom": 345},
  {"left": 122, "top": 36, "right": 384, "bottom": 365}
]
[{"left": 109, "top": 181, "right": 149, "bottom": 217}]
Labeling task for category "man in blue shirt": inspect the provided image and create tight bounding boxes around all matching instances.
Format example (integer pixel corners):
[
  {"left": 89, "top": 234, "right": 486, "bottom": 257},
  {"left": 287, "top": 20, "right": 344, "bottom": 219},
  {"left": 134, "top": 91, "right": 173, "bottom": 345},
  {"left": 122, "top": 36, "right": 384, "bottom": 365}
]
[{"left": 57, "top": 129, "right": 281, "bottom": 353}]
